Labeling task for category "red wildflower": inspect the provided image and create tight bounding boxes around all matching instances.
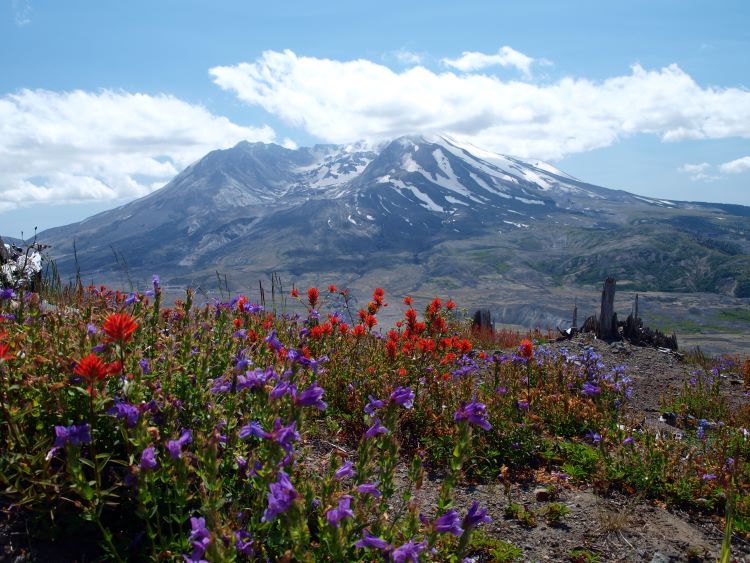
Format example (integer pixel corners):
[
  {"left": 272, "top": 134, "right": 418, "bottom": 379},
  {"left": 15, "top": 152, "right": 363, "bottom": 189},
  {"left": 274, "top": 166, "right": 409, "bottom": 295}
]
[
  {"left": 398, "top": 367, "right": 407, "bottom": 377},
  {"left": 307, "top": 287, "right": 319, "bottom": 308},
  {"left": 327, "top": 284, "right": 337, "bottom": 293},
  {"left": 102, "top": 312, "right": 138, "bottom": 343},
  {"left": 291, "top": 288, "right": 299, "bottom": 298},
  {"left": 237, "top": 295, "right": 248, "bottom": 312},
  {"left": 386, "top": 340, "right": 397, "bottom": 359},
  {"left": 0, "top": 343, "right": 12, "bottom": 361},
  {"left": 353, "top": 325, "right": 366, "bottom": 337},
  {"left": 446, "top": 299, "right": 456, "bottom": 310},
  {"left": 233, "top": 318, "right": 243, "bottom": 328},
  {"left": 519, "top": 339, "right": 534, "bottom": 359},
  {"left": 338, "top": 323, "right": 349, "bottom": 334},
  {"left": 73, "top": 354, "right": 119, "bottom": 393},
  {"left": 364, "top": 315, "right": 377, "bottom": 329},
  {"left": 403, "top": 296, "right": 413, "bottom": 306}
]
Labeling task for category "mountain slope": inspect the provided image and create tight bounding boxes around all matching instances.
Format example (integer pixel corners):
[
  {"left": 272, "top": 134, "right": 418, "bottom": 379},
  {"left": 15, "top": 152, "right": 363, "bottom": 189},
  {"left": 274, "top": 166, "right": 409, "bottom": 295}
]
[{"left": 37, "top": 135, "right": 750, "bottom": 301}]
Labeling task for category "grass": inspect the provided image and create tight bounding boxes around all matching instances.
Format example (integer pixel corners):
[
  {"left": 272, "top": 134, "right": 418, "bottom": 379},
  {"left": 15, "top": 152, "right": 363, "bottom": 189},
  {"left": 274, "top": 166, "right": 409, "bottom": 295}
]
[{"left": 0, "top": 279, "right": 748, "bottom": 560}]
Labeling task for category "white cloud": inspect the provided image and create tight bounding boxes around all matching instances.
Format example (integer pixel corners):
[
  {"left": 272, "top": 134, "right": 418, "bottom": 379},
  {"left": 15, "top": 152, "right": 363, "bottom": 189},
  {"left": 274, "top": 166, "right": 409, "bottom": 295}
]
[
  {"left": 678, "top": 162, "right": 711, "bottom": 174},
  {"left": 719, "top": 156, "right": 750, "bottom": 174},
  {"left": 210, "top": 50, "right": 750, "bottom": 161},
  {"left": 393, "top": 49, "right": 423, "bottom": 66},
  {"left": 0, "top": 89, "right": 275, "bottom": 211},
  {"left": 442, "top": 46, "right": 539, "bottom": 76}
]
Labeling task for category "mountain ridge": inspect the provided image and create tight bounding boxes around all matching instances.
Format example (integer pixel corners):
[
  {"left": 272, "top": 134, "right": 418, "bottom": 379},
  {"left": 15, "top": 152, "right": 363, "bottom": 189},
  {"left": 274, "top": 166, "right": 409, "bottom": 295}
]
[{"left": 28, "top": 135, "right": 750, "bottom": 304}]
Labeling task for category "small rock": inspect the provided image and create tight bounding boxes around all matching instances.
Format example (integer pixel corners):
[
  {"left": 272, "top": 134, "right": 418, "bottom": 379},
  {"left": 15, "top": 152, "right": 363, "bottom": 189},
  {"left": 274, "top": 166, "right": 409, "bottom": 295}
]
[
  {"left": 649, "top": 552, "right": 670, "bottom": 563},
  {"left": 534, "top": 487, "right": 551, "bottom": 501},
  {"left": 659, "top": 412, "right": 677, "bottom": 425}
]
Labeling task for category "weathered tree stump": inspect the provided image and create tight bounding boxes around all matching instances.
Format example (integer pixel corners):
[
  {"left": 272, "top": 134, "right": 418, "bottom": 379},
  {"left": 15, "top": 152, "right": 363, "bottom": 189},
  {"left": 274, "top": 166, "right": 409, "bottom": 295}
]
[
  {"left": 472, "top": 309, "right": 494, "bottom": 337},
  {"left": 598, "top": 277, "right": 618, "bottom": 340},
  {"left": 0, "top": 236, "right": 9, "bottom": 263}
]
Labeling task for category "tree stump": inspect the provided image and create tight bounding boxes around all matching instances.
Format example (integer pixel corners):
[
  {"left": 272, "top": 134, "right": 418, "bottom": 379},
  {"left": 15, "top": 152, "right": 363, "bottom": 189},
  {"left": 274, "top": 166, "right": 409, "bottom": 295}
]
[
  {"left": 0, "top": 236, "right": 8, "bottom": 263},
  {"left": 598, "top": 277, "right": 618, "bottom": 340},
  {"left": 472, "top": 309, "right": 494, "bottom": 337}
]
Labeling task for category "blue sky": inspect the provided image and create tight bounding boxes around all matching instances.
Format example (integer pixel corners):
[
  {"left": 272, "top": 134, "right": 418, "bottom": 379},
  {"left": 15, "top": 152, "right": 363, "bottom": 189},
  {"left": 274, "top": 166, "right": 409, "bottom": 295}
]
[{"left": 1, "top": 0, "right": 749, "bottom": 237}]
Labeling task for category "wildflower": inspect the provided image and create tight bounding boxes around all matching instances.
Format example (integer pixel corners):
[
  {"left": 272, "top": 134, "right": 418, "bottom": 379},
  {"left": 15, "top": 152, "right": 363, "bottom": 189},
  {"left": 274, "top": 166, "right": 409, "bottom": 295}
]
[
  {"left": 355, "top": 531, "right": 391, "bottom": 551},
  {"left": 152, "top": 274, "right": 160, "bottom": 290},
  {"left": 586, "top": 430, "right": 602, "bottom": 444},
  {"left": 140, "top": 446, "right": 158, "bottom": 471},
  {"left": 107, "top": 399, "right": 140, "bottom": 428},
  {"left": 454, "top": 400, "right": 492, "bottom": 430},
  {"left": 333, "top": 460, "right": 354, "bottom": 480},
  {"left": 54, "top": 423, "right": 91, "bottom": 447},
  {"left": 364, "top": 395, "right": 385, "bottom": 415},
  {"left": 365, "top": 418, "right": 390, "bottom": 439},
  {"left": 295, "top": 381, "right": 327, "bottom": 410},
  {"left": 290, "top": 288, "right": 299, "bottom": 298},
  {"left": 307, "top": 287, "right": 319, "bottom": 308},
  {"left": 185, "top": 516, "right": 211, "bottom": 562},
  {"left": 389, "top": 386, "right": 415, "bottom": 409},
  {"left": 0, "top": 288, "right": 17, "bottom": 300},
  {"left": 462, "top": 501, "right": 492, "bottom": 530},
  {"left": 234, "top": 530, "right": 254, "bottom": 557},
  {"left": 167, "top": 429, "right": 193, "bottom": 460},
  {"left": 433, "top": 509, "right": 464, "bottom": 536},
  {"left": 581, "top": 382, "right": 601, "bottom": 397},
  {"left": 326, "top": 495, "right": 354, "bottom": 527},
  {"left": 102, "top": 312, "right": 138, "bottom": 343},
  {"left": 516, "top": 400, "right": 529, "bottom": 411},
  {"left": 239, "top": 421, "right": 271, "bottom": 440},
  {"left": 0, "top": 343, "right": 12, "bottom": 361},
  {"left": 328, "top": 284, "right": 337, "bottom": 293},
  {"left": 622, "top": 436, "right": 634, "bottom": 445},
  {"left": 262, "top": 471, "right": 298, "bottom": 522},
  {"left": 124, "top": 292, "right": 138, "bottom": 305},
  {"left": 264, "top": 329, "right": 283, "bottom": 351},
  {"left": 139, "top": 358, "right": 151, "bottom": 374},
  {"left": 391, "top": 539, "right": 427, "bottom": 562},
  {"left": 73, "top": 353, "right": 119, "bottom": 392},
  {"left": 702, "top": 473, "right": 716, "bottom": 481},
  {"left": 356, "top": 483, "right": 381, "bottom": 497},
  {"left": 86, "top": 323, "right": 97, "bottom": 335},
  {"left": 518, "top": 338, "right": 534, "bottom": 359}
]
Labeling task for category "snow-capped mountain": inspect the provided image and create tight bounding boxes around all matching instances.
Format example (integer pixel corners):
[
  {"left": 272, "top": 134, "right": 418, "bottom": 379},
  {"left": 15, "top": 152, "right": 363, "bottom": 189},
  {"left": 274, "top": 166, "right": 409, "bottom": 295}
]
[{"left": 37, "top": 135, "right": 750, "bottom": 300}]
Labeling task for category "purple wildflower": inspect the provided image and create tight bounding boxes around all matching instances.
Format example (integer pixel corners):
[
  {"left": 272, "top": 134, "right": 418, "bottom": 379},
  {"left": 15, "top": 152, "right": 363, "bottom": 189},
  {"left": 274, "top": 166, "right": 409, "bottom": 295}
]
[
  {"left": 516, "top": 400, "right": 529, "bottom": 411},
  {"left": 390, "top": 386, "right": 415, "bottom": 409},
  {"left": 391, "top": 539, "right": 427, "bottom": 562},
  {"left": 586, "top": 430, "right": 602, "bottom": 444},
  {"left": 356, "top": 483, "right": 381, "bottom": 497},
  {"left": 295, "top": 381, "right": 327, "bottom": 410},
  {"left": 355, "top": 530, "right": 391, "bottom": 551},
  {"left": 54, "top": 423, "right": 91, "bottom": 447},
  {"left": 364, "top": 418, "right": 390, "bottom": 439},
  {"left": 622, "top": 436, "right": 634, "bottom": 445},
  {"left": 167, "top": 429, "right": 193, "bottom": 460},
  {"left": 185, "top": 516, "right": 211, "bottom": 562},
  {"left": 107, "top": 399, "right": 140, "bottom": 428},
  {"left": 140, "top": 446, "right": 158, "bottom": 471},
  {"left": 433, "top": 509, "right": 464, "bottom": 536},
  {"left": 0, "top": 288, "right": 16, "bottom": 300},
  {"left": 326, "top": 495, "right": 354, "bottom": 527},
  {"left": 581, "top": 382, "right": 601, "bottom": 397},
  {"left": 462, "top": 501, "right": 492, "bottom": 530},
  {"left": 364, "top": 395, "right": 385, "bottom": 415},
  {"left": 86, "top": 323, "right": 97, "bottom": 335},
  {"left": 454, "top": 400, "right": 492, "bottom": 430},
  {"left": 702, "top": 473, "right": 716, "bottom": 481},
  {"left": 234, "top": 530, "right": 254, "bottom": 557},
  {"left": 270, "top": 380, "right": 292, "bottom": 401},
  {"left": 262, "top": 471, "right": 298, "bottom": 522},
  {"left": 138, "top": 358, "right": 151, "bottom": 374},
  {"left": 264, "top": 330, "right": 283, "bottom": 351},
  {"left": 152, "top": 274, "right": 160, "bottom": 290},
  {"left": 239, "top": 421, "right": 271, "bottom": 440},
  {"left": 334, "top": 460, "right": 355, "bottom": 480},
  {"left": 124, "top": 292, "right": 137, "bottom": 305}
]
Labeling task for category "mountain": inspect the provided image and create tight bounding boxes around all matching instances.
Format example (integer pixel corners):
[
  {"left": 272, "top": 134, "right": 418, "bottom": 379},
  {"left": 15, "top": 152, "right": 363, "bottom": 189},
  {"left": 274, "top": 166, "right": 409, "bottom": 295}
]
[{"left": 37, "top": 135, "right": 750, "bottom": 322}]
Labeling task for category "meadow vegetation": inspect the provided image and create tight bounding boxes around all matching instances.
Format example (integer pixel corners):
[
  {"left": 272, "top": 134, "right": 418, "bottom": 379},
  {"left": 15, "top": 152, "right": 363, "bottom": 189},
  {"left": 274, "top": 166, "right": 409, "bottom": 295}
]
[{"left": 0, "top": 279, "right": 748, "bottom": 561}]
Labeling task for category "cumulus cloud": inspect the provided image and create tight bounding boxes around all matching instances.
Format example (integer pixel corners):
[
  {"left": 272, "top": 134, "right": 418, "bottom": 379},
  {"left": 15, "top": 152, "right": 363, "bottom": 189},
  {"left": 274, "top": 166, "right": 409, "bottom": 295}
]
[
  {"left": 719, "top": 156, "right": 750, "bottom": 174},
  {"left": 0, "top": 89, "right": 275, "bottom": 210},
  {"left": 442, "top": 46, "right": 539, "bottom": 76},
  {"left": 210, "top": 50, "right": 750, "bottom": 161}
]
